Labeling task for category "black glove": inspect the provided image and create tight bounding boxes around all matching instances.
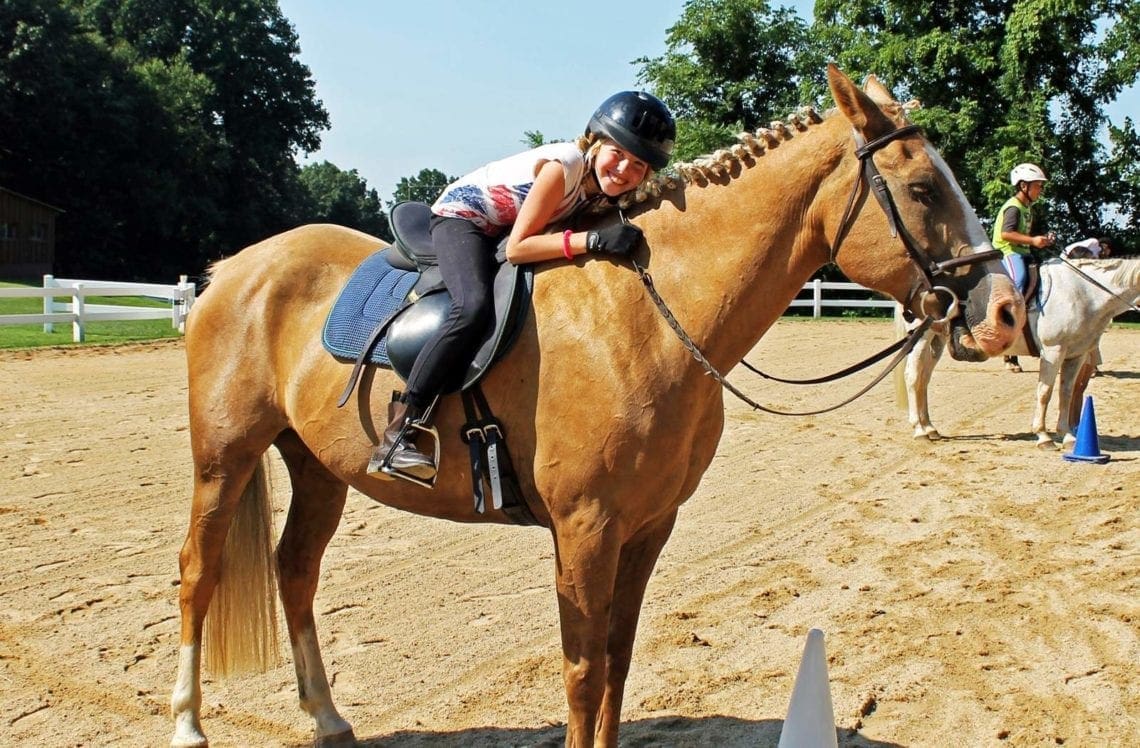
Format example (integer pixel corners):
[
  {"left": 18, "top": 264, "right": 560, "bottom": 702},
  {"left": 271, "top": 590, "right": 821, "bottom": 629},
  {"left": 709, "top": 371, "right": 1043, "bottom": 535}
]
[{"left": 586, "top": 223, "right": 643, "bottom": 256}]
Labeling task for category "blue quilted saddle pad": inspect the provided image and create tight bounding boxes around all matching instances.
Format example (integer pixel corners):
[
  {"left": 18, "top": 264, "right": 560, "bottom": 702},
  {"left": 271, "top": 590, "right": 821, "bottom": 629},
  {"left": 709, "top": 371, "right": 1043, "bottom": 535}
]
[{"left": 322, "top": 250, "right": 419, "bottom": 367}]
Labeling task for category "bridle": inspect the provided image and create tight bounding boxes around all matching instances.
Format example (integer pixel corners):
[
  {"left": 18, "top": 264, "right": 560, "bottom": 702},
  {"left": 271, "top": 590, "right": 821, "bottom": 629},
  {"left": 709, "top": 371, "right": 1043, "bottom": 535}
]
[
  {"left": 833, "top": 124, "right": 1001, "bottom": 323},
  {"left": 629, "top": 122, "right": 1000, "bottom": 417}
]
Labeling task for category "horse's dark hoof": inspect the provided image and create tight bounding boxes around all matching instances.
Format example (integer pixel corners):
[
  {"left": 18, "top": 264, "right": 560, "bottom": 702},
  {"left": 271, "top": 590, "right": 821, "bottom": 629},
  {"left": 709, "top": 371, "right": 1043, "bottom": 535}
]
[{"left": 315, "top": 727, "right": 357, "bottom": 747}]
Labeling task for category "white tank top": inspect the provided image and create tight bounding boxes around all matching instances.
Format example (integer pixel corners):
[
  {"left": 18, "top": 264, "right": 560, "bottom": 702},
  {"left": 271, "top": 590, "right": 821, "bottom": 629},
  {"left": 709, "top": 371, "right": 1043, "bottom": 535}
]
[{"left": 431, "top": 142, "right": 589, "bottom": 236}]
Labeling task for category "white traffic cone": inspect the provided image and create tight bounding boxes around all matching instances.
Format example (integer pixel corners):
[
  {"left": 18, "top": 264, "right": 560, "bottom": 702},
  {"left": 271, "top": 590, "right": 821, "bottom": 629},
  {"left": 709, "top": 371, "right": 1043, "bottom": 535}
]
[{"left": 778, "top": 628, "right": 838, "bottom": 748}]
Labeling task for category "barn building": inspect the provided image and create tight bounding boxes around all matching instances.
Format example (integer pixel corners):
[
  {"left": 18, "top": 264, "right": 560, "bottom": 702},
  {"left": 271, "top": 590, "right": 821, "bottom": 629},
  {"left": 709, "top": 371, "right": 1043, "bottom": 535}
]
[{"left": 0, "top": 187, "right": 63, "bottom": 280}]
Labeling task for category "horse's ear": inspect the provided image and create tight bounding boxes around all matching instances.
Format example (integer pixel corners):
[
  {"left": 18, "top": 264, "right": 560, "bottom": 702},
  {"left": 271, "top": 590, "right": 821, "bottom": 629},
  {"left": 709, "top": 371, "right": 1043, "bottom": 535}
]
[
  {"left": 827, "top": 64, "right": 895, "bottom": 141},
  {"left": 861, "top": 74, "right": 896, "bottom": 107}
]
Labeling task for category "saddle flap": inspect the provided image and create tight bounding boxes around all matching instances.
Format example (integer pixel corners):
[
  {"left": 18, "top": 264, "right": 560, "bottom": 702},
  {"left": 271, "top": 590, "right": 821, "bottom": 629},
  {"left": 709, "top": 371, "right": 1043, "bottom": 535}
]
[
  {"left": 387, "top": 261, "right": 531, "bottom": 391},
  {"left": 389, "top": 201, "right": 438, "bottom": 266}
]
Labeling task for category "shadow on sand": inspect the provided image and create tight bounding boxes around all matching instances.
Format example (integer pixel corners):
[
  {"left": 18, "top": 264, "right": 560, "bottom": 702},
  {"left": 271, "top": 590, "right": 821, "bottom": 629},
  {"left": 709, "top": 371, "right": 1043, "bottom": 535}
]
[
  {"left": 933, "top": 431, "right": 1138, "bottom": 456},
  {"left": 327, "top": 715, "right": 904, "bottom": 747},
  {"left": 1095, "top": 369, "right": 1140, "bottom": 381}
]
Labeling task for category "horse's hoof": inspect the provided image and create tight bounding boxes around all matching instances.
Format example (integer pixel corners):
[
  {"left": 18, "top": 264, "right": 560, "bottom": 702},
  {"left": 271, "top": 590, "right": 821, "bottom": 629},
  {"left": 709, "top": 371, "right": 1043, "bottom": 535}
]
[
  {"left": 1035, "top": 437, "right": 1057, "bottom": 450},
  {"left": 171, "top": 733, "right": 208, "bottom": 748},
  {"left": 315, "top": 728, "right": 357, "bottom": 747},
  {"left": 171, "top": 715, "right": 208, "bottom": 748},
  {"left": 1062, "top": 434, "right": 1077, "bottom": 448}
]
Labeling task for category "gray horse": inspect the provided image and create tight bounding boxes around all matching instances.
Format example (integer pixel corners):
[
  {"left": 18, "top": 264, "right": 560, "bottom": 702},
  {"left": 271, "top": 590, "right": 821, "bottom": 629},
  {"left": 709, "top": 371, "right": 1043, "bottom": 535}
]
[{"left": 898, "top": 256, "right": 1140, "bottom": 446}]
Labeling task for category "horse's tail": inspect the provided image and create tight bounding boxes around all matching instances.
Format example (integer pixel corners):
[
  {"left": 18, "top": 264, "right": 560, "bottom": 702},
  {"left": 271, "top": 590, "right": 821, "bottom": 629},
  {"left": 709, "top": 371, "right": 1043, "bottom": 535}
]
[
  {"left": 892, "top": 304, "right": 909, "bottom": 410},
  {"left": 203, "top": 456, "right": 280, "bottom": 676}
]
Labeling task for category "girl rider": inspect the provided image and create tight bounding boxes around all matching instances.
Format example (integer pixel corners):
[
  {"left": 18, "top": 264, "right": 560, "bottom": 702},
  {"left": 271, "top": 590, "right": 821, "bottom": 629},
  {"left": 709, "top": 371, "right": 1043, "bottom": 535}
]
[{"left": 370, "top": 92, "right": 676, "bottom": 481}]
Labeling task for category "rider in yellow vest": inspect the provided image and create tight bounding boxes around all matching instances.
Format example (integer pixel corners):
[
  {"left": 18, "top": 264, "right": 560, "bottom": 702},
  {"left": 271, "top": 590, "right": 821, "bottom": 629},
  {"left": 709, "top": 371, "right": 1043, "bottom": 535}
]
[{"left": 993, "top": 162, "right": 1055, "bottom": 371}]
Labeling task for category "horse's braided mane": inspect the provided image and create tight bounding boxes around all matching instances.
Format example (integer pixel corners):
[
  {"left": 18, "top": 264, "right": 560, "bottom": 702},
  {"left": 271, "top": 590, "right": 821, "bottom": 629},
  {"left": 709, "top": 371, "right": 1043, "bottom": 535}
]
[
  {"left": 607, "top": 97, "right": 924, "bottom": 211},
  {"left": 605, "top": 106, "right": 824, "bottom": 211}
]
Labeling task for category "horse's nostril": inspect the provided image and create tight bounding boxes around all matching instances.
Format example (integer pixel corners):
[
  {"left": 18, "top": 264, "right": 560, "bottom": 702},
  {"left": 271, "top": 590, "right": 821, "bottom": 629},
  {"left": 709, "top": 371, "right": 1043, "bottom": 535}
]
[{"left": 999, "top": 303, "right": 1018, "bottom": 329}]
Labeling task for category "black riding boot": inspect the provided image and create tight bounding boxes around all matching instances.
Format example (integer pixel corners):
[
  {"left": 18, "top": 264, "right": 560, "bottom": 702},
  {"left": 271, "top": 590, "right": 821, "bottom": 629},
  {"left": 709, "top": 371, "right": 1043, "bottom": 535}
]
[{"left": 367, "top": 399, "right": 437, "bottom": 480}]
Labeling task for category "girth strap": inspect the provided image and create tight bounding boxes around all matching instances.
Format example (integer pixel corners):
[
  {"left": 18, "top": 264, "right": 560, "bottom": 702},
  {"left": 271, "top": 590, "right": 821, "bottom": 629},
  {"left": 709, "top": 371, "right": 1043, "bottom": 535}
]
[
  {"left": 459, "top": 386, "right": 542, "bottom": 526},
  {"left": 459, "top": 391, "right": 488, "bottom": 514}
]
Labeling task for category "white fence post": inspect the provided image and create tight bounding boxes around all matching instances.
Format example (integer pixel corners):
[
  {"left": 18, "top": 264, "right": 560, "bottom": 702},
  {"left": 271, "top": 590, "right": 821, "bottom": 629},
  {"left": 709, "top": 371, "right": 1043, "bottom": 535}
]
[
  {"left": 812, "top": 278, "right": 822, "bottom": 318},
  {"left": 42, "top": 274, "right": 56, "bottom": 333},
  {"left": 72, "top": 284, "right": 86, "bottom": 342},
  {"left": 175, "top": 274, "right": 195, "bottom": 332}
]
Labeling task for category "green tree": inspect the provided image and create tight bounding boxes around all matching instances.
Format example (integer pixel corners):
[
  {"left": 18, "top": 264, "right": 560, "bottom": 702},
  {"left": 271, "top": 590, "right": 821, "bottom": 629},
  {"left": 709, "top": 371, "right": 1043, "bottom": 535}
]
[
  {"left": 0, "top": 0, "right": 165, "bottom": 276},
  {"left": 390, "top": 168, "right": 454, "bottom": 208},
  {"left": 299, "top": 161, "right": 390, "bottom": 240},
  {"left": 636, "top": 0, "right": 822, "bottom": 161},
  {"left": 80, "top": 0, "right": 330, "bottom": 263},
  {"left": 522, "top": 130, "right": 548, "bottom": 148},
  {"left": 811, "top": 0, "right": 1140, "bottom": 243},
  {"left": 0, "top": 0, "right": 329, "bottom": 279}
]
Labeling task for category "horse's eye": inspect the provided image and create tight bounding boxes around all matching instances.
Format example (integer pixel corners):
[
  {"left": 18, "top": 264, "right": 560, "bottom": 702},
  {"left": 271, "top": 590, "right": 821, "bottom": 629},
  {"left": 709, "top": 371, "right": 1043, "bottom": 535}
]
[{"left": 909, "top": 183, "right": 938, "bottom": 206}]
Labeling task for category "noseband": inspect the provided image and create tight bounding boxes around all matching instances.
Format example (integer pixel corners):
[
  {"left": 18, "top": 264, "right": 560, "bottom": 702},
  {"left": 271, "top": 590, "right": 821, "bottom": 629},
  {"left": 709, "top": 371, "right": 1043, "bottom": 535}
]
[{"left": 832, "top": 123, "right": 1001, "bottom": 323}]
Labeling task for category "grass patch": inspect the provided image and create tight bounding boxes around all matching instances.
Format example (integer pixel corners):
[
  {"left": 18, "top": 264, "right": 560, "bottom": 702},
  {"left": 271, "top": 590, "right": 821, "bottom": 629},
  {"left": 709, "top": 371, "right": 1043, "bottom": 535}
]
[{"left": 0, "top": 281, "right": 184, "bottom": 349}]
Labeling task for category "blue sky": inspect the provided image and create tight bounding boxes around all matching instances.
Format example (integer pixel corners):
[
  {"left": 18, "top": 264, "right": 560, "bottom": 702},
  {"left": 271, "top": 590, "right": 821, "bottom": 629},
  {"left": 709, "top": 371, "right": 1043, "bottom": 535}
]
[{"left": 277, "top": 1, "right": 1136, "bottom": 203}]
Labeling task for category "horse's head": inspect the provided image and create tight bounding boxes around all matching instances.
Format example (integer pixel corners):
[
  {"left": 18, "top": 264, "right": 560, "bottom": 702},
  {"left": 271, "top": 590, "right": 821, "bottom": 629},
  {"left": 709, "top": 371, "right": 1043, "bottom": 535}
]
[{"left": 824, "top": 65, "right": 1024, "bottom": 360}]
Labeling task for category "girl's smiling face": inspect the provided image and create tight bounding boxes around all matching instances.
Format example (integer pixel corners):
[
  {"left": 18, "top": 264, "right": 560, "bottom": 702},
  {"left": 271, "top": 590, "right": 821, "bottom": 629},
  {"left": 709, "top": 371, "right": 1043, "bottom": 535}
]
[{"left": 593, "top": 142, "right": 649, "bottom": 197}]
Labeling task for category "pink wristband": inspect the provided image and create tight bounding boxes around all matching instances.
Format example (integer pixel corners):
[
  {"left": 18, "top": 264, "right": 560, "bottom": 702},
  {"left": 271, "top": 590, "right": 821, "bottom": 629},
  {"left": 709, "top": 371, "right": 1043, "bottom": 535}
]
[{"left": 562, "top": 229, "right": 574, "bottom": 260}]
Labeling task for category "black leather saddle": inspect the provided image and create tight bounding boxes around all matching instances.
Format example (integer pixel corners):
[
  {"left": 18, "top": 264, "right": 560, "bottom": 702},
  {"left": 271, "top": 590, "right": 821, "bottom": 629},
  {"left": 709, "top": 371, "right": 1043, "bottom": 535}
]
[{"left": 333, "top": 202, "right": 534, "bottom": 408}]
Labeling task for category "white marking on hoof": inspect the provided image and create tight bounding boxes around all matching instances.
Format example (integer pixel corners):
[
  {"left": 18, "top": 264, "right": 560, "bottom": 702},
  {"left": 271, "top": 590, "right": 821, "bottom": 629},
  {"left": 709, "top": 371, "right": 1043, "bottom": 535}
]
[{"left": 170, "top": 718, "right": 208, "bottom": 748}]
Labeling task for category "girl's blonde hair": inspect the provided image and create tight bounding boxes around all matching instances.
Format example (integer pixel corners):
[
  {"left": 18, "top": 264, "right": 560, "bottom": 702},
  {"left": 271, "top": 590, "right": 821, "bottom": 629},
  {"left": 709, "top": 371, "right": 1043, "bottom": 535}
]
[{"left": 576, "top": 133, "right": 655, "bottom": 186}]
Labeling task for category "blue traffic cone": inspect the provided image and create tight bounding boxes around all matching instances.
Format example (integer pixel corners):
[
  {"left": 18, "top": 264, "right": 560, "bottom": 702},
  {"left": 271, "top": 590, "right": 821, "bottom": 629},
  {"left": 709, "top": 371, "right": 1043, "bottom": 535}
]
[{"left": 1063, "top": 395, "right": 1110, "bottom": 464}]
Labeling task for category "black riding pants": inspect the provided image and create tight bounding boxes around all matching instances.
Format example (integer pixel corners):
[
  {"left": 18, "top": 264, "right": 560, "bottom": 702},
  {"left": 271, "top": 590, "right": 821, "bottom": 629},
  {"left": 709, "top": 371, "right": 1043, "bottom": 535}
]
[{"left": 402, "top": 215, "right": 497, "bottom": 410}]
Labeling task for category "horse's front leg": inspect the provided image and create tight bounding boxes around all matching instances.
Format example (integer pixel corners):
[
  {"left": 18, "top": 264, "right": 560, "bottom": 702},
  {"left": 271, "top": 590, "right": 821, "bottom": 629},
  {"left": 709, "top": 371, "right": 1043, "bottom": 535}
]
[
  {"left": 1056, "top": 354, "right": 1089, "bottom": 447},
  {"left": 551, "top": 509, "right": 624, "bottom": 748},
  {"left": 1033, "top": 349, "right": 1062, "bottom": 447},
  {"left": 595, "top": 511, "right": 678, "bottom": 746},
  {"left": 275, "top": 433, "right": 355, "bottom": 745},
  {"left": 906, "top": 333, "right": 943, "bottom": 439}
]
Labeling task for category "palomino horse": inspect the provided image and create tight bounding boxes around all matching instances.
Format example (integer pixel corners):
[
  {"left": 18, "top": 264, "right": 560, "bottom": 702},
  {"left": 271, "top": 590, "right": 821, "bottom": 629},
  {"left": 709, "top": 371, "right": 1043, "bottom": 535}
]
[
  {"left": 898, "top": 255, "right": 1140, "bottom": 445},
  {"left": 171, "top": 66, "right": 1024, "bottom": 747}
]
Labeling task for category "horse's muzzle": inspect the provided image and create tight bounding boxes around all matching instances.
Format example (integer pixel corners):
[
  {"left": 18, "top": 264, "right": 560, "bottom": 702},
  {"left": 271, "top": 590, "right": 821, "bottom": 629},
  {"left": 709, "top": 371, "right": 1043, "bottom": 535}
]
[{"left": 947, "top": 318, "right": 993, "bottom": 362}]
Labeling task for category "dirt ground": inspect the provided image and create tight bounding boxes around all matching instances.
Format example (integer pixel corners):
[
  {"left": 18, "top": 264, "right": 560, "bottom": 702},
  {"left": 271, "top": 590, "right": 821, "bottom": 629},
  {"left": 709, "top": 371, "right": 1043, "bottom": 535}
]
[{"left": 1, "top": 319, "right": 1137, "bottom": 747}]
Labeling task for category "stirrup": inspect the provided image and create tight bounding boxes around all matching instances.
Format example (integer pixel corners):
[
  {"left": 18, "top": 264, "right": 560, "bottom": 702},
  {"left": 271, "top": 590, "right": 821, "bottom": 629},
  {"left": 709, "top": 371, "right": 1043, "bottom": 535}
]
[{"left": 371, "top": 397, "right": 440, "bottom": 488}]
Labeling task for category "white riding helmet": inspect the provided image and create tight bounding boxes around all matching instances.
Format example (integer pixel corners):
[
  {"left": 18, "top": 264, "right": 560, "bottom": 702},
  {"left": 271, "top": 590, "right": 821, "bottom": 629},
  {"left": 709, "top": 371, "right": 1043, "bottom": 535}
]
[{"left": 1010, "top": 162, "right": 1048, "bottom": 186}]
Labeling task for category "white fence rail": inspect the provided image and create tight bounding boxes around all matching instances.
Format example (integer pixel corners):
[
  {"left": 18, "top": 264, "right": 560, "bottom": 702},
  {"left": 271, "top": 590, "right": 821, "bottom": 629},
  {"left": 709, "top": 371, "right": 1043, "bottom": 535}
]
[
  {"left": 788, "top": 279, "right": 895, "bottom": 316},
  {"left": 0, "top": 275, "right": 879, "bottom": 343},
  {"left": 0, "top": 274, "right": 197, "bottom": 342}
]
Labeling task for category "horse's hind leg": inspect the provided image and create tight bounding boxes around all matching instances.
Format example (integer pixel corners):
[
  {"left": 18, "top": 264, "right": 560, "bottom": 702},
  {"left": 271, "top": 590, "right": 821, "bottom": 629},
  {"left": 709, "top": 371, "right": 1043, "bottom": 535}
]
[
  {"left": 172, "top": 435, "right": 278, "bottom": 747},
  {"left": 273, "top": 430, "right": 355, "bottom": 744}
]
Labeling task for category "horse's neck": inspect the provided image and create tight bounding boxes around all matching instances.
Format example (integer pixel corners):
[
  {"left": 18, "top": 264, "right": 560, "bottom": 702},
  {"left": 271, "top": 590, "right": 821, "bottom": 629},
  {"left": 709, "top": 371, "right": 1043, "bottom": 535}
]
[
  {"left": 1042, "top": 258, "right": 1140, "bottom": 329},
  {"left": 1110, "top": 257, "right": 1140, "bottom": 298},
  {"left": 631, "top": 123, "right": 842, "bottom": 369}
]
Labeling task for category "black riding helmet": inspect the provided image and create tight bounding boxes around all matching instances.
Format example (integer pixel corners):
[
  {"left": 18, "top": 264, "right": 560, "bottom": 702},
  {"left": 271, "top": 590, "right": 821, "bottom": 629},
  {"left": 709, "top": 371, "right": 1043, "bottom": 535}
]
[{"left": 586, "top": 91, "right": 676, "bottom": 171}]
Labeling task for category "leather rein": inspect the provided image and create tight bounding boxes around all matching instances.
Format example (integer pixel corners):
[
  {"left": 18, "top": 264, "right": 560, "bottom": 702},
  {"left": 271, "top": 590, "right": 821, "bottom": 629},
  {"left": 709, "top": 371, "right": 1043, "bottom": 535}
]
[
  {"left": 1058, "top": 256, "right": 1140, "bottom": 314},
  {"left": 630, "top": 122, "right": 1000, "bottom": 417}
]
